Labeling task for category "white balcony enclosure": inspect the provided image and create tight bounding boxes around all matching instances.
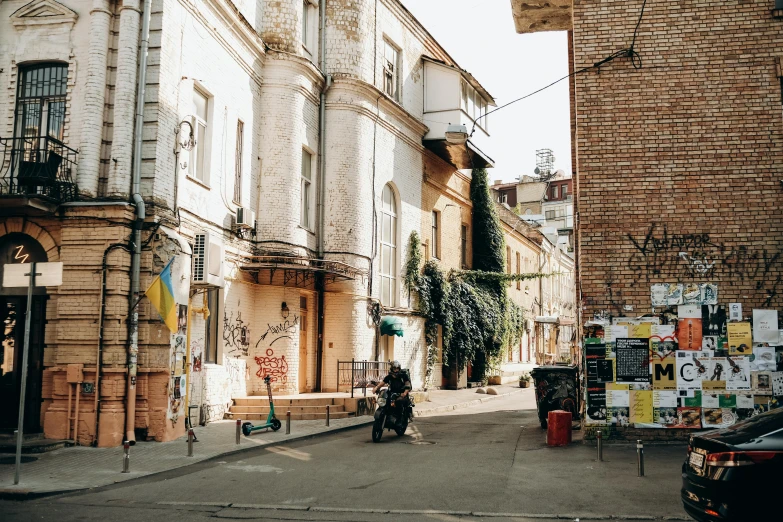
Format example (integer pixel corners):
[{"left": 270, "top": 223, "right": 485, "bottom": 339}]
[{"left": 422, "top": 57, "right": 495, "bottom": 170}]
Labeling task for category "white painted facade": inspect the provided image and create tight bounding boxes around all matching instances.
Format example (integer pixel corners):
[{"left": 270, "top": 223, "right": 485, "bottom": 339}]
[{"left": 0, "top": 0, "right": 495, "bottom": 429}]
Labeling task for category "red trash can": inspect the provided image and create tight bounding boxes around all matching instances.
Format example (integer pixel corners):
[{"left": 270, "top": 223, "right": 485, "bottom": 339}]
[{"left": 546, "top": 410, "right": 572, "bottom": 447}]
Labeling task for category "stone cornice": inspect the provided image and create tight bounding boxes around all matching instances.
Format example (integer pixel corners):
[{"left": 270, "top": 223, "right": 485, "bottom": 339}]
[
  {"left": 181, "top": 0, "right": 267, "bottom": 87},
  {"left": 381, "top": 0, "right": 453, "bottom": 65},
  {"left": 264, "top": 50, "right": 326, "bottom": 97},
  {"left": 329, "top": 77, "right": 428, "bottom": 137}
]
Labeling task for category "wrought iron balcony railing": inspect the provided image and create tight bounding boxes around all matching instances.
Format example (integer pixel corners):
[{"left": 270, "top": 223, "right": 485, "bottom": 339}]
[{"left": 0, "top": 136, "right": 78, "bottom": 202}]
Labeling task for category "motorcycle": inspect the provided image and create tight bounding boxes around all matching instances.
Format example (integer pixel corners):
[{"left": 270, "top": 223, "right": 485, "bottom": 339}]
[{"left": 372, "top": 387, "right": 414, "bottom": 442}]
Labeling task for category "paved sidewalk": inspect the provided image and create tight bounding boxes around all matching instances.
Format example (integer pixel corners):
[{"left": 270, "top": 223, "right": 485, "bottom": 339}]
[{"left": 0, "top": 384, "right": 526, "bottom": 498}]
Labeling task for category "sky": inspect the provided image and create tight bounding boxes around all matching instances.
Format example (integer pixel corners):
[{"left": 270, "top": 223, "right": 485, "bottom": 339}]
[{"left": 401, "top": 0, "right": 571, "bottom": 183}]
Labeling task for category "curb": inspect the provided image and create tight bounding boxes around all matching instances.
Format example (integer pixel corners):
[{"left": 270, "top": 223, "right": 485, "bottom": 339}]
[
  {"left": 0, "top": 390, "right": 522, "bottom": 500},
  {"left": 0, "top": 419, "right": 374, "bottom": 501},
  {"left": 415, "top": 387, "right": 525, "bottom": 417}
]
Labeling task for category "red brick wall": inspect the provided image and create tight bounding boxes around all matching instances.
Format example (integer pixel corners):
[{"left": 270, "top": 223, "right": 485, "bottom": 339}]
[{"left": 573, "top": 0, "right": 783, "bottom": 320}]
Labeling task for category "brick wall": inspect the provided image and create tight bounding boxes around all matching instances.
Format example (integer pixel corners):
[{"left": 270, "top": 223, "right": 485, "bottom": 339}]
[{"left": 573, "top": 0, "right": 783, "bottom": 317}]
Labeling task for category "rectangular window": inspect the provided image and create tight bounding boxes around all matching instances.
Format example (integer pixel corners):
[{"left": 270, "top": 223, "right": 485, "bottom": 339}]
[
  {"left": 383, "top": 39, "right": 400, "bottom": 101},
  {"left": 460, "top": 224, "right": 468, "bottom": 269},
  {"left": 516, "top": 252, "right": 521, "bottom": 290},
  {"left": 561, "top": 184, "right": 568, "bottom": 199},
  {"left": 190, "top": 88, "right": 210, "bottom": 183},
  {"left": 301, "top": 149, "right": 312, "bottom": 229},
  {"left": 233, "top": 120, "right": 244, "bottom": 204},
  {"left": 205, "top": 288, "right": 220, "bottom": 364},
  {"left": 431, "top": 210, "right": 439, "bottom": 259},
  {"left": 545, "top": 210, "right": 555, "bottom": 220},
  {"left": 552, "top": 185, "right": 559, "bottom": 199}
]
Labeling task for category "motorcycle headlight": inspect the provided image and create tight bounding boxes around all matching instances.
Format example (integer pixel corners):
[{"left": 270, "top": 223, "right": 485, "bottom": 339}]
[{"left": 377, "top": 396, "right": 387, "bottom": 407}]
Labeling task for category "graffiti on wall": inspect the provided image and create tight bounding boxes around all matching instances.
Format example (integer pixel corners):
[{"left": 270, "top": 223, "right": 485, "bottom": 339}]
[
  {"left": 255, "top": 349, "right": 289, "bottom": 383},
  {"left": 258, "top": 315, "right": 299, "bottom": 346},
  {"left": 224, "top": 311, "right": 251, "bottom": 356},
  {"left": 626, "top": 224, "right": 783, "bottom": 305}
]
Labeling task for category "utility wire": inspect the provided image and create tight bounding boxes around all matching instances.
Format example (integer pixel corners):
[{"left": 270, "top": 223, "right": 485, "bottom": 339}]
[{"left": 469, "top": 0, "right": 649, "bottom": 137}]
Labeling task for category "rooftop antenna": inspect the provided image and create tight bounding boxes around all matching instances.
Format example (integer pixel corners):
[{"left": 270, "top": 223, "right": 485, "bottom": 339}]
[{"left": 535, "top": 149, "right": 556, "bottom": 181}]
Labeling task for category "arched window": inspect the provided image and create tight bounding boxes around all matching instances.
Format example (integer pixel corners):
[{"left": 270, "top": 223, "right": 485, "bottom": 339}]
[{"left": 379, "top": 184, "right": 397, "bottom": 306}]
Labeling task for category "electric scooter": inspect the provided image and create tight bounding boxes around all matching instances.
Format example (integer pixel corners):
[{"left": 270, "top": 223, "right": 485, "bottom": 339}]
[{"left": 241, "top": 375, "right": 282, "bottom": 435}]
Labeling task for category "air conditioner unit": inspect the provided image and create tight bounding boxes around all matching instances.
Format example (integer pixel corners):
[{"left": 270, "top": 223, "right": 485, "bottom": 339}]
[
  {"left": 192, "top": 231, "right": 224, "bottom": 287},
  {"left": 236, "top": 207, "right": 255, "bottom": 229}
]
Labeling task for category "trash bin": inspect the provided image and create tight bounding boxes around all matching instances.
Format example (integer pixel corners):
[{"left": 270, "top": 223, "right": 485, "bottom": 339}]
[
  {"left": 530, "top": 365, "right": 580, "bottom": 429},
  {"left": 546, "top": 410, "right": 572, "bottom": 446}
]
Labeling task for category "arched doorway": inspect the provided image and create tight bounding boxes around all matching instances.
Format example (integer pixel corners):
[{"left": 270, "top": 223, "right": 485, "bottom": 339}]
[{"left": 0, "top": 233, "right": 48, "bottom": 434}]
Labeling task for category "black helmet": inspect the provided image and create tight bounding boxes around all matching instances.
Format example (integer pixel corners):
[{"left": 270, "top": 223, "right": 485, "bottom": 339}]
[{"left": 391, "top": 360, "right": 401, "bottom": 374}]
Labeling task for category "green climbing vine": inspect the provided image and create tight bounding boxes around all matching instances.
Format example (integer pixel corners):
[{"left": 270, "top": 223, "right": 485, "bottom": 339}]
[{"left": 403, "top": 168, "right": 552, "bottom": 385}]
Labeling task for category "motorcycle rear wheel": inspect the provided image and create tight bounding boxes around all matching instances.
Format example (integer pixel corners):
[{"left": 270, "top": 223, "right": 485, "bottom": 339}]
[{"left": 372, "top": 417, "right": 384, "bottom": 442}]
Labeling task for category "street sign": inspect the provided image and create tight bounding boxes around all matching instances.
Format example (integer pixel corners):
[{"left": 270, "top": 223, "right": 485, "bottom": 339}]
[
  {"left": 3, "top": 262, "right": 63, "bottom": 288},
  {"left": 3, "top": 262, "right": 63, "bottom": 486}
]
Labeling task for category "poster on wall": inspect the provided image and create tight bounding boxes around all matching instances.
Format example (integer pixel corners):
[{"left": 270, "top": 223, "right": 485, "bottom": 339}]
[
  {"left": 652, "top": 352, "right": 677, "bottom": 390},
  {"left": 727, "top": 323, "right": 752, "bottom": 355},
  {"left": 725, "top": 356, "right": 751, "bottom": 391},
  {"left": 615, "top": 338, "right": 651, "bottom": 384},
  {"left": 676, "top": 351, "right": 705, "bottom": 390},
  {"left": 683, "top": 284, "right": 701, "bottom": 305},
  {"left": 678, "top": 316, "right": 703, "bottom": 351},
  {"left": 590, "top": 281, "right": 782, "bottom": 429},
  {"left": 729, "top": 303, "right": 742, "bottom": 322},
  {"left": 753, "top": 309, "right": 779, "bottom": 344},
  {"left": 651, "top": 284, "right": 668, "bottom": 307}
]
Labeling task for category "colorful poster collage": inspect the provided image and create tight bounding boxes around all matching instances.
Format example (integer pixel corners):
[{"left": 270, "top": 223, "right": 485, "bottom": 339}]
[{"left": 584, "top": 283, "right": 783, "bottom": 428}]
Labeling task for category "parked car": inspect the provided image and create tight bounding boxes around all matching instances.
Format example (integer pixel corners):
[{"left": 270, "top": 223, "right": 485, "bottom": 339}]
[{"left": 681, "top": 407, "right": 783, "bottom": 521}]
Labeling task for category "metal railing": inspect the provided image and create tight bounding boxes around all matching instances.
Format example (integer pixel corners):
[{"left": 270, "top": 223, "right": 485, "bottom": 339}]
[
  {"left": 337, "top": 359, "right": 391, "bottom": 398},
  {"left": 0, "top": 136, "right": 78, "bottom": 202}
]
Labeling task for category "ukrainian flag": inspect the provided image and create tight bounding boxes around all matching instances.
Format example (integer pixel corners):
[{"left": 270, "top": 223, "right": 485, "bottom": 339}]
[{"left": 145, "top": 258, "right": 178, "bottom": 332}]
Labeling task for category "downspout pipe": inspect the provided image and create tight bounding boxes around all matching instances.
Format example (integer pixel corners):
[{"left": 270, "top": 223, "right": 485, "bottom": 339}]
[
  {"left": 315, "top": 0, "right": 330, "bottom": 391},
  {"left": 125, "top": 0, "right": 152, "bottom": 445}
]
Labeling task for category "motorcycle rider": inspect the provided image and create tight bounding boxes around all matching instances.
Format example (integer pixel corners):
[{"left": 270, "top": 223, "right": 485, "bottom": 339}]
[{"left": 373, "top": 360, "right": 412, "bottom": 422}]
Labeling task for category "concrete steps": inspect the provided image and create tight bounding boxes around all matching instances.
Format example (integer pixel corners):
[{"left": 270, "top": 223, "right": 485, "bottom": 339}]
[{"left": 228, "top": 396, "right": 355, "bottom": 421}]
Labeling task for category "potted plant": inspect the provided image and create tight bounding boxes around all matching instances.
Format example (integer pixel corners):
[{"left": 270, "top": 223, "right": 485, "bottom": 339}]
[{"left": 519, "top": 372, "right": 531, "bottom": 388}]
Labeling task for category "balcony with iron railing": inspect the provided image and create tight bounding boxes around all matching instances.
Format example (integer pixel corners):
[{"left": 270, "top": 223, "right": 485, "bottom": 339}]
[{"left": 0, "top": 136, "right": 78, "bottom": 211}]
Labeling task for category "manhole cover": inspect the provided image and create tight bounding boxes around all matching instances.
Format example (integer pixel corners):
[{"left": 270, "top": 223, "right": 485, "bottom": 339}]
[
  {"left": 0, "top": 456, "right": 38, "bottom": 465},
  {"left": 407, "top": 440, "right": 436, "bottom": 445}
]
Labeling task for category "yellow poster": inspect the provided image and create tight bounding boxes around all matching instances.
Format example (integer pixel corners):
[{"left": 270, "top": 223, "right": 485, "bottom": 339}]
[
  {"left": 630, "top": 390, "right": 653, "bottom": 424},
  {"left": 618, "top": 322, "right": 652, "bottom": 339},
  {"left": 727, "top": 322, "right": 752, "bottom": 355},
  {"left": 652, "top": 356, "right": 677, "bottom": 390}
]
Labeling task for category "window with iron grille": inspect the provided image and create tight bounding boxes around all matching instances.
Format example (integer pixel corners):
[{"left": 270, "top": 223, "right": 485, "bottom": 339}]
[
  {"left": 383, "top": 39, "right": 400, "bottom": 101},
  {"left": 13, "top": 63, "right": 68, "bottom": 143},
  {"left": 205, "top": 288, "right": 220, "bottom": 364},
  {"left": 234, "top": 120, "right": 244, "bottom": 204}
]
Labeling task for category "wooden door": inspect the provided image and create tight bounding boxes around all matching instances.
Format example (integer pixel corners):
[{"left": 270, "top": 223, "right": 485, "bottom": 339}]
[{"left": 298, "top": 313, "right": 307, "bottom": 393}]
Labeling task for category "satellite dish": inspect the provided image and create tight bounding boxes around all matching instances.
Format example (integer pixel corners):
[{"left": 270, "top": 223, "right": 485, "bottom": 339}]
[{"left": 534, "top": 167, "right": 540, "bottom": 175}]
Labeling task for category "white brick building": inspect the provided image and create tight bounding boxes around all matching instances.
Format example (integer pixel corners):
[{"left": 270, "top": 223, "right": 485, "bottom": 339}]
[{"left": 0, "top": 0, "right": 496, "bottom": 444}]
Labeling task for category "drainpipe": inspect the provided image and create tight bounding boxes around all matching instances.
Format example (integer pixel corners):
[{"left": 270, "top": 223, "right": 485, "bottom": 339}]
[
  {"left": 315, "top": 0, "right": 330, "bottom": 391},
  {"left": 125, "top": 0, "right": 152, "bottom": 445}
]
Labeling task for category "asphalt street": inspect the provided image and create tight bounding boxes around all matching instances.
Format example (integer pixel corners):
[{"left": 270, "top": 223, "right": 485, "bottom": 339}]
[{"left": 1, "top": 393, "right": 691, "bottom": 521}]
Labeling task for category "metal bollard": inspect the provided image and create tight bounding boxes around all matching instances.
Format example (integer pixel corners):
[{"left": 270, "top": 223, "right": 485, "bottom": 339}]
[
  {"left": 236, "top": 419, "right": 241, "bottom": 445},
  {"left": 187, "top": 429, "right": 194, "bottom": 457},
  {"left": 286, "top": 411, "right": 291, "bottom": 435},
  {"left": 326, "top": 405, "right": 330, "bottom": 427},
  {"left": 597, "top": 430, "right": 603, "bottom": 462},
  {"left": 637, "top": 439, "right": 644, "bottom": 477},
  {"left": 122, "top": 441, "right": 130, "bottom": 473}
]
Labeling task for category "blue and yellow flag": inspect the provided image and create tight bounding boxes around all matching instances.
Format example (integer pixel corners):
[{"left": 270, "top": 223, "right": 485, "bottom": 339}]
[{"left": 145, "top": 258, "right": 178, "bottom": 332}]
